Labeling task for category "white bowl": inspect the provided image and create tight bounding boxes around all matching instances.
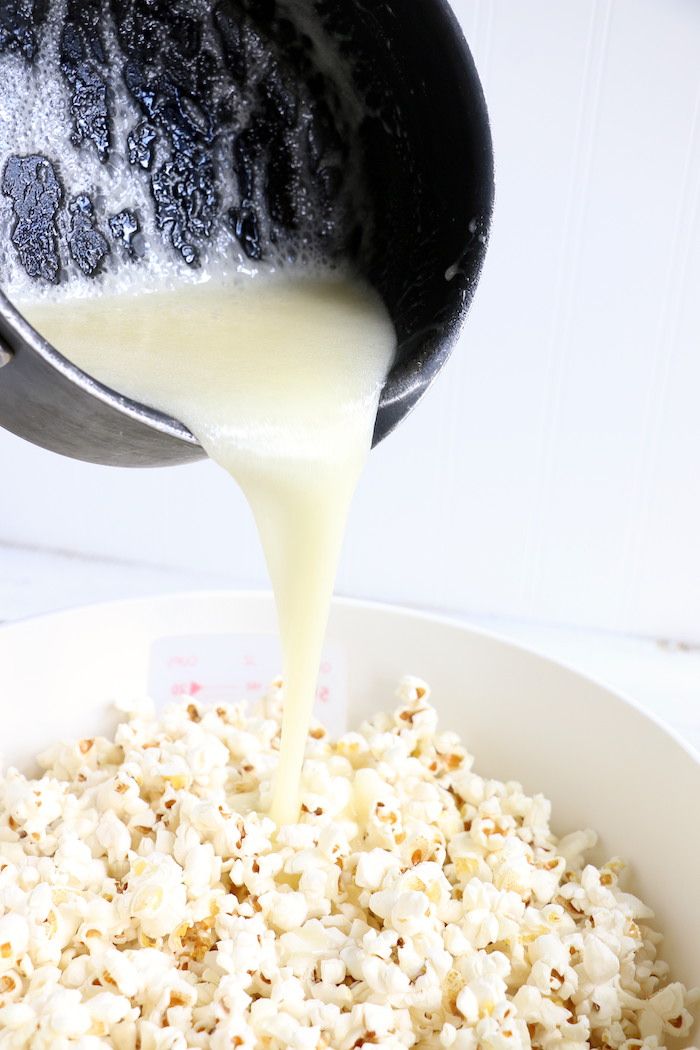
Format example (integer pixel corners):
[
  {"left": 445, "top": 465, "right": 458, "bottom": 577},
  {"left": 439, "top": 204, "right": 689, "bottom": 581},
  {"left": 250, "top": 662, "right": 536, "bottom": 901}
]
[{"left": 1, "top": 592, "right": 699, "bottom": 1001}]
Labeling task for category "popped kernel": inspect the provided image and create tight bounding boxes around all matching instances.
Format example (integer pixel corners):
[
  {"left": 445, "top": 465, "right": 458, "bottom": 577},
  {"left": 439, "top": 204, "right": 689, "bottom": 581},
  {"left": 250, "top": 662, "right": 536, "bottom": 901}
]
[{"left": 0, "top": 676, "right": 695, "bottom": 1050}]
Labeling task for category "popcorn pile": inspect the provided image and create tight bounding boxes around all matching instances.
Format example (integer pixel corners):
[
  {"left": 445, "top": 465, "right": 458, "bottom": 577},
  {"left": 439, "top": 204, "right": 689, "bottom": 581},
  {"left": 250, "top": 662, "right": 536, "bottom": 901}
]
[{"left": 0, "top": 678, "right": 697, "bottom": 1050}]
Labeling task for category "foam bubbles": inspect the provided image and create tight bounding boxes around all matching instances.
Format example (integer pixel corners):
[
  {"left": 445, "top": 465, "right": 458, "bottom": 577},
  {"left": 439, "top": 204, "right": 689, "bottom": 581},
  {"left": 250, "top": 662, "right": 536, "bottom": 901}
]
[{"left": 0, "top": 0, "right": 366, "bottom": 305}]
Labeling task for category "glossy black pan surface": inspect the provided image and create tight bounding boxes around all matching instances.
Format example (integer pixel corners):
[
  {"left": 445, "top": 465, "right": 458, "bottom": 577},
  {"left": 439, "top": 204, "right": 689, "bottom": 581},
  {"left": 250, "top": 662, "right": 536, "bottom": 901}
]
[{"left": 0, "top": 0, "right": 493, "bottom": 465}]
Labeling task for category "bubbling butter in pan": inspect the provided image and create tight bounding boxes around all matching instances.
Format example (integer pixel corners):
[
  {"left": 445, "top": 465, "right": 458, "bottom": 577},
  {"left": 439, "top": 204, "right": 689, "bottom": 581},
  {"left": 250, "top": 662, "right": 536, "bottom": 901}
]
[{"left": 21, "top": 275, "right": 395, "bottom": 825}]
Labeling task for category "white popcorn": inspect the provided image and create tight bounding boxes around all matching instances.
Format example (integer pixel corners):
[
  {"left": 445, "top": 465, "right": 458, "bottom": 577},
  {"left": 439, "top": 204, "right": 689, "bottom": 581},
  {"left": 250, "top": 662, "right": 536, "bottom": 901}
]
[
  {"left": 86, "top": 990, "right": 133, "bottom": 1026},
  {"left": 441, "top": 1021, "right": 458, "bottom": 1047},
  {"left": 582, "top": 932, "right": 621, "bottom": 983},
  {"left": 123, "top": 854, "right": 188, "bottom": 941},
  {"left": 0, "top": 678, "right": 695, "bottom": 1050},
  {"left": 0, "top": 915, "right": 29, "bottom": 969},
  {"left": 259, "top": 890, "right": 308, "bottom": 932},
  {"left": 355, "top": 847, "right": 401, "bottom": 891},
  {"left": 96, "top": 810, "right": 132, "bottom": 863}
]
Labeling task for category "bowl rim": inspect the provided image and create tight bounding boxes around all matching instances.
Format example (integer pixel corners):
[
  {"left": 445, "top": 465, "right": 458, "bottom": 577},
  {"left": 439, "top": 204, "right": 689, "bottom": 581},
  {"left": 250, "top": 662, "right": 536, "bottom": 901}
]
[{"left": 3, "top": 588, "right": 699, "bottom": 771}]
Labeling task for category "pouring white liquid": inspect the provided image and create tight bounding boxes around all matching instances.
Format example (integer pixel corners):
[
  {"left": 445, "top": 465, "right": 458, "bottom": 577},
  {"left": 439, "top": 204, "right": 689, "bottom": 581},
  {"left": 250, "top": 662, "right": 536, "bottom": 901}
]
[{"left": 21, "top": 275, "right": 395, "bottom": 825}]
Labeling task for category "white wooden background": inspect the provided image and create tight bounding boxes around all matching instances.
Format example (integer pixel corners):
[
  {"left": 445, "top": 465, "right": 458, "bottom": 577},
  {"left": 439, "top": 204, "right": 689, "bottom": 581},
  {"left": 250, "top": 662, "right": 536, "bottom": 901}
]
[{"left": 2, "top": 0, "right": 700, "bottom": 641}]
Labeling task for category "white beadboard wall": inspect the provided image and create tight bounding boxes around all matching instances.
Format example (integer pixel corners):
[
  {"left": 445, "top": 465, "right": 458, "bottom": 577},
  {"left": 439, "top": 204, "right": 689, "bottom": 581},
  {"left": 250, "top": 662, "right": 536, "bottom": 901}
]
[{"left": 2, "top": 0, "right": 700, "bottom": 639}]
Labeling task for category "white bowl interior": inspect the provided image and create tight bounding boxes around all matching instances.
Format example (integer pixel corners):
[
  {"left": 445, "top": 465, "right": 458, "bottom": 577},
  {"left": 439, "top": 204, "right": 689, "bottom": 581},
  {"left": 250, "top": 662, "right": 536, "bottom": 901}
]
[{"left": 1, "top": 592, "right": 699, "bottom": 999}]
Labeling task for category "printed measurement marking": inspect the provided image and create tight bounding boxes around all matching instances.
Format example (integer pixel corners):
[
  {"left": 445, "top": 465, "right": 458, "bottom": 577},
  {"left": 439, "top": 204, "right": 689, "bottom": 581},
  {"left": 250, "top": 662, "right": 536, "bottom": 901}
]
[{"left": 149, "top": 634, "right": 348, "bottom": 736}]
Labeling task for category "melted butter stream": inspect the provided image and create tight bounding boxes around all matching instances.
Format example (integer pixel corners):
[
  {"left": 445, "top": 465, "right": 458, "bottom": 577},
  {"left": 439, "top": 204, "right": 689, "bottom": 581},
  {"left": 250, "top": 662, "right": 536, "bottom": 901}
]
[{"left": 21, "top": 275, "right": 395, "bottom": 825}]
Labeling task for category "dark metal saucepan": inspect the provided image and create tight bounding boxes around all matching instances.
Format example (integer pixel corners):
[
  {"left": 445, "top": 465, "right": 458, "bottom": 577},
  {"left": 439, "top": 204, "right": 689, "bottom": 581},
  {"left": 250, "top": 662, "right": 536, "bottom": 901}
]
[{"left": 0, "top": 0, "right": 493, "bottom": 466}]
